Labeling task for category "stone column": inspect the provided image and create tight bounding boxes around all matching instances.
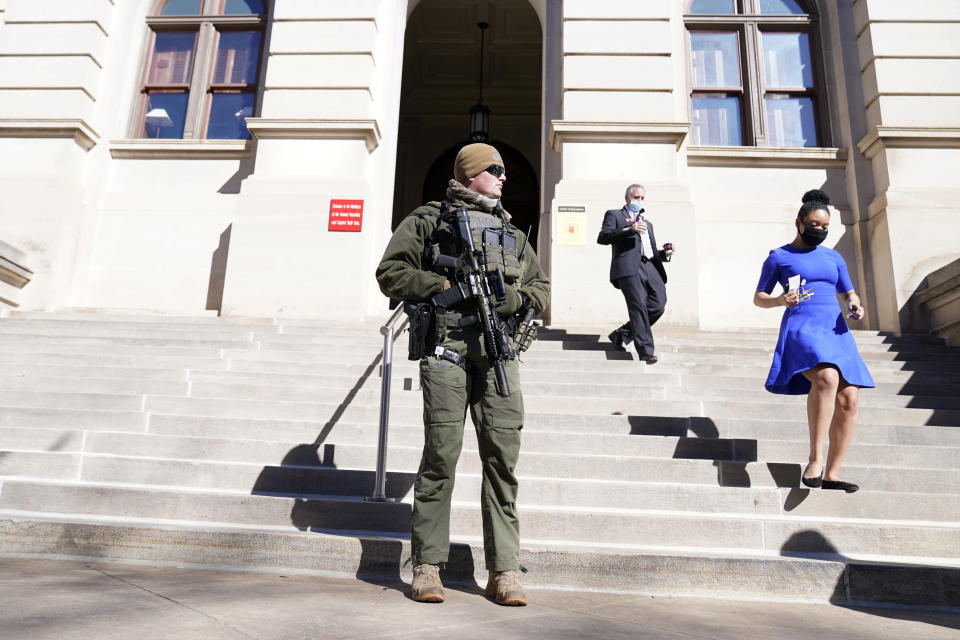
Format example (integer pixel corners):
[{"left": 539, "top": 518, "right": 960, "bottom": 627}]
[
  {"left": 546, "top": 0, "right": 698, "bottom": 328},
  {"left": 854, "top": 0, "right": 960, "bottom": 333},
  {"left": 0, "top": 0, "right": 112, "bottom": 310},
  {"left": 221, "top": 0, "right": 406, "bottom": 319}
]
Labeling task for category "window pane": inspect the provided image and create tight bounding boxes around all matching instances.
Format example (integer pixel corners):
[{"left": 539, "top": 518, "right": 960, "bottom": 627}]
[
  {"left": 689, "top": 0, "right": 736, "bottom": 14},
  {"left": 759, "top": 0, "right": 805, "bottom": 14},
  {"left": 207, "top": 93, "right": 254, "bottom": 139},
  {"left": 223, "top": 0, "right": 264, "bottom": 14},
  {"left": 690, "top": 33, "right": 740, "bottom": 88},
  {"left": 148, "top": 32, "right": 196, "bottom": 85},
  {"left": 213, "top": 31, "right": 261, "bottom": 85},
  {"left": 159, "top": 0, "right": 202, "bottom": 15},
  {"left": 763, "top": 32, "right": 813, "bottom": 88},
  {"left": 692, "top": 96, "right": 743, "bottom": 145},
  {"left": 142, "top": 93, "right": 189, "bottom": 138},
  {"left": 765, "top": 95, "right": 817, "bottom": 146}
]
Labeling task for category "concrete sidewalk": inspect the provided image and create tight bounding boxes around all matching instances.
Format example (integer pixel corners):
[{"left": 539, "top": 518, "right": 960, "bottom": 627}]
[{"left": 0, "top": 557, "right": 957, "bottom": 640}]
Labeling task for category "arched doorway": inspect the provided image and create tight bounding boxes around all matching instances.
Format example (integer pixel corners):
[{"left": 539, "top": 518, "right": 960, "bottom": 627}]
[{"left": 392, "top": 0, "right": 543, "bottom": 241}]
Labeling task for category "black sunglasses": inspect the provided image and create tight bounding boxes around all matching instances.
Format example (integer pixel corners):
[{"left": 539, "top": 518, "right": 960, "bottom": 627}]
[{"left": 484, "top": 164, "right": 505, "bottom": 178}]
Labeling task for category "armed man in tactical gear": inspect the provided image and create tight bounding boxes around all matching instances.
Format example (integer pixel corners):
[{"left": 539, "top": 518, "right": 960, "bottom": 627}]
[{"left": 376, "top": 143, "right": 550, "bottom": 606}]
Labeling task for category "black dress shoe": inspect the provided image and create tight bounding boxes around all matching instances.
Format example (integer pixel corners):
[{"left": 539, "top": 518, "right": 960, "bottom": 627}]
[
  {"left": 822, "top": 480, "right": 859, "bottom": 493},
  {"left": 607, "top": 330, "right": 626, "bottom": 352},
  {"left": 801, "top": 470, "right": 823, "bottom": 488},
  {"left": 640, "top": 354, "right": 658, "bottom": 365}
]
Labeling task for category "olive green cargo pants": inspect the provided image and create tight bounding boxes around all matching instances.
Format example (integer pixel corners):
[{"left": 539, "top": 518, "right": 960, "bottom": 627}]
[{"left": 411, "top": 329, "right": 523, "bottom": 572}]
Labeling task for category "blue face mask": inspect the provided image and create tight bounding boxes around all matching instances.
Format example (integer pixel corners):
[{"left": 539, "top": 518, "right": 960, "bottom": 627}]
[{"left": 627, "top": 199, "right": 644, "bottom": 213}]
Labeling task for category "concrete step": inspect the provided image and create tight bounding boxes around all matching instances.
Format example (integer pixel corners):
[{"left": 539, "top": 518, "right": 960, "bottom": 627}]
[
  {"left": 4, "top": 435, "right": 956, "bottom": 497},
  {"left": 0, "top": 352, "right": 227, "bottom": 371},
  {"left": 90, "top": 421, "right": 960, "bottom": 470},
  {"left": 0, "top": 407, "right": 148, "bottom": 431},
  {"left": 244, "top": 333, "right": 953, "bottom": 357},
  {"left": 3, "top": 450, "right": 959, "bottom": 524},
  {"left": 508, "top": 335, "right": 960, "bottom": 357},
  {"left": 210, "top": 336, "right": 960, "bottom": 367},
  {"left": 0, "top": 342, "right": 238, "bottom": 360},
  {"left": 1, "top": 481, "right": 957, "bottom": 559},
  {"left": 173, "top": 377, "right": 960, "bottom": 412},
  {"left": 664, "top": 387, "right": 960, "bottom": 411},
  {"left": 0, "top": 334, "right": 258, "bottom": 351},
  {"left": 4, "top": 360, "right": 958, "bottom": 408},
  {"left": 178, "top": 365, "right": 960, "bottom": 394},
  {"left": 0, "top": 451, "right": 80, "bottom": 480},
  {"left": 186, "top": 365, "right": 960, "bottom": 396},
  {"left": 136, "top": 392, "right": 960, "bottom": 427},
  {"left": 2, "top": 516, "right": 957, "bottom": 608},
  {"left": 0, "top": 390, "right": 144, "bottom": 412},
  {"left": 4, "top": 401, "right": 952, "bottom": 450},
  {"left": 0, "top": 323, "right": 266, "bottom": 341},
  {"left": 0, "top": 363, "right": 189, "bottom": 382},
  {"left": 0, "top": 375, "right": 189, "bottom": 397},
  {"left": 0, "top": 426, "right": 85, "bottom": 451},
  {"left": 214, "top": 347, "right": 960, "bottom": 377},
  {"left": 141, "top": 408, "right": 960, "bottom": 450},
  {"left": 546, "top": 326, "right": 947, "bottom": 346},
  {"left": 4, "top": 312, "right": 947, "bottom": 351},
  {"left": 6, "top": 311, "right": 276, "bottom": 325},
  {"left": 515, "top": 349, "right": 960, "bottom": 372},
  {"left": 2, "top": 425, "right": 957, "bottom": 492},
  {"left": 4, "top": 419, "right": 955, "bottom": 481}
]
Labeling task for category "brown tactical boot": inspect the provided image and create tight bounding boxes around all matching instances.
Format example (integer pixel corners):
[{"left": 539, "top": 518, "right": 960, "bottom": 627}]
[
  {"left": 485, "top": 570, "right": 527, "bottom": 606},
  {"left": 411, "top": 563, "right": 444, "bottom": 603}
]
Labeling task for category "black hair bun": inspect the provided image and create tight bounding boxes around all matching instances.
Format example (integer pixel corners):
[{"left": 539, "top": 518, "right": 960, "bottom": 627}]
[{"left": 802, "top": 189, "right": 830, "bottom": 205}]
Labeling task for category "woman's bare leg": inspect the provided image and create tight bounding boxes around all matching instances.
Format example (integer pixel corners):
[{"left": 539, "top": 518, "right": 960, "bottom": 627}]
[
  {"left": 825, "top": 381, "right": 859, "bottom": 481},
  {"left": 801, "top": 365, "right": 840, "bottom": 479}
]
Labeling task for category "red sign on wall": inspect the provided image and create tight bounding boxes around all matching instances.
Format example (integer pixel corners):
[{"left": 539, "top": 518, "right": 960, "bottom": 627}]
[{"left": 328, "top": 199, "right": 364, "bottom": 232}]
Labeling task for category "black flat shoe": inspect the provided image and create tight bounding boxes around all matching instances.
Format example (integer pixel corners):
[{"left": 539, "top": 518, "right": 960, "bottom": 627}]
[
  {"left": 822, "top": 480, "right": 859, "bottom": 493},
  {"left": 801, "top": 470, "right": 823, "bottom": 488},
  {"left": 607, "top": 330, "right": 626, "bottom": 352}
]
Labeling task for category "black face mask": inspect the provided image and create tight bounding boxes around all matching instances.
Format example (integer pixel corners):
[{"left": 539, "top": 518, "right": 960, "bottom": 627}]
[{"left": 799, "top": 224, "right": 828, "bottom": 246}]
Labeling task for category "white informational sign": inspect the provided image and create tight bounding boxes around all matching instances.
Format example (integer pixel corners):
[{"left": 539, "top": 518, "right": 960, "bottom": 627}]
[{"left": 557, "top": 206, "right": 587, "bottom": 246}]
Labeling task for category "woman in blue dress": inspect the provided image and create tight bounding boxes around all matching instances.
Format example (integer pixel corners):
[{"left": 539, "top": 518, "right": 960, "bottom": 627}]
[{"left": 753, "top": 190, "right": 875, "bottom": 493}]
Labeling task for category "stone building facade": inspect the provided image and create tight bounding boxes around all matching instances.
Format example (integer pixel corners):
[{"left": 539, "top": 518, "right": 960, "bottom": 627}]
[{"left": 0, "top": 0, "right": 957, "bottom": 334}]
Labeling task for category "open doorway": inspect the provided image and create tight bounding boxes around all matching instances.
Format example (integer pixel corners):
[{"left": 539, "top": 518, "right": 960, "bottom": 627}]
[{"left": 392, "top": 0, "right": 543, "bottom": 245}]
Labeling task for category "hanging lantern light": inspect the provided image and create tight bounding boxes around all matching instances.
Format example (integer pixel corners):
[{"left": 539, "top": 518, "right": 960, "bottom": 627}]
[{"left": 469, "top": 22, "right": 490, "bottom": 142}]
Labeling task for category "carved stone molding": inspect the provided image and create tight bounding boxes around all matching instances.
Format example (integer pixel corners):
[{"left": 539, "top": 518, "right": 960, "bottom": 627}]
[
  {"left": 687, "top": 146, "right": 848, "bottom": 168},
  {"left": 857, "top": 127, "right": 960, "bottom": 160},
  {"left": 109, "top": 139, "right": 252, "bottom": 159},
  {"left": 0, "top": 119, "right": 99, "bottom": 151},
  {"left": 245, "top": 118, "right": 382, "bottom": 152},
  {"left": 549, "top": 121, "right": 690, "bottom": 152}
]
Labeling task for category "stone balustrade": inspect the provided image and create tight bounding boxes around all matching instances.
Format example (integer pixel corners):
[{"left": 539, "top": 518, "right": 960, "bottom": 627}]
[{"left": 918, "top": 258, "right": 960, "bottom": 345}]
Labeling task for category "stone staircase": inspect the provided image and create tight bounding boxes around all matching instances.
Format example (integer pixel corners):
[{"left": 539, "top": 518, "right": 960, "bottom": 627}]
[{"left": 0, "top": 311, "right": 958, "bottom": 608}]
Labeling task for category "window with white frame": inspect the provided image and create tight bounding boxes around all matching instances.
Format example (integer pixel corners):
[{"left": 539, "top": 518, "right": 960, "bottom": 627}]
[
  {"left": 685, "top": 0, "right": 827, "bottom": 147},
  {"left": 137, "top": 0, "right": 265, "bottom": 140}
]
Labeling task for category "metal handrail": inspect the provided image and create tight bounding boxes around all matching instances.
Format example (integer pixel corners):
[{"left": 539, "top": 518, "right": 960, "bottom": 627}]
[{"left": 366, "top": 305, "right": 408, "bottom": 502}]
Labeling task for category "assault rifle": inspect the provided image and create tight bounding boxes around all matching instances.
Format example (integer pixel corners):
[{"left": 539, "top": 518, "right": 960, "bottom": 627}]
[{"left": 429, "top": 206, "right": 516, "bottom": 397}]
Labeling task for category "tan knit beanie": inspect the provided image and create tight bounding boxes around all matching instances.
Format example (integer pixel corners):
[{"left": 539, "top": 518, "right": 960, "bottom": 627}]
[{"left": 454, "top": 143, "right": 505, "bottom": 184}]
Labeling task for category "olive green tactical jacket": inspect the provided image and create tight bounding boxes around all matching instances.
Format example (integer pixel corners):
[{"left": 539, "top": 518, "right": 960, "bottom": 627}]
[{"left": 376, "top": 200, "right": 550, "bottom": 318}]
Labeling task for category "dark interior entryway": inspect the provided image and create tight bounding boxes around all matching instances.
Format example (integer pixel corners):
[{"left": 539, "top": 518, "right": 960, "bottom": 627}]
[
  {"left": 420, "top": 141, "right": 540, "bottom": 246},
  {"left": 392, "top": 0, "right": 543, "bottom": 244}
]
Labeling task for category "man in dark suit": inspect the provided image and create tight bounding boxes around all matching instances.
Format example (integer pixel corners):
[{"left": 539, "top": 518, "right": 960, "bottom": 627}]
[{"left": 597, "top": 184, "right": 674, "bottom": 364}]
